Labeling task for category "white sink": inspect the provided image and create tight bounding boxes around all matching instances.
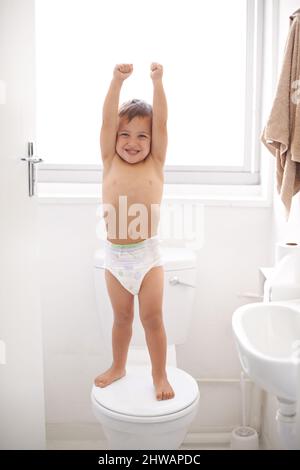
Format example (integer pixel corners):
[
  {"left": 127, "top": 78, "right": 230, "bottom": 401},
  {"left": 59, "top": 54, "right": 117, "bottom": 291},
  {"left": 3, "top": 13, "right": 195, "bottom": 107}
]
[{"left": 232, "top": 300, "right": 300, "bottom": 401}]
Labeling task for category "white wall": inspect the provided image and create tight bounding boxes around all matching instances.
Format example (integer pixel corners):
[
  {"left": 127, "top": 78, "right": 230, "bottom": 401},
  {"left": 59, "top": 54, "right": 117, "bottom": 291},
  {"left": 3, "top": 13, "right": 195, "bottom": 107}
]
[{"left": 38, "top": 200, "right": 272, "bottom": 440}]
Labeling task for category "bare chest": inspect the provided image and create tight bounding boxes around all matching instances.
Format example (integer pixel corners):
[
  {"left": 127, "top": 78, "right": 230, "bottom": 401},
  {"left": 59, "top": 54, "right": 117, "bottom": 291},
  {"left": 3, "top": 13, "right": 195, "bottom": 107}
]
[{"left": 102, "top": 154, "right": 164, "bottom": 205}]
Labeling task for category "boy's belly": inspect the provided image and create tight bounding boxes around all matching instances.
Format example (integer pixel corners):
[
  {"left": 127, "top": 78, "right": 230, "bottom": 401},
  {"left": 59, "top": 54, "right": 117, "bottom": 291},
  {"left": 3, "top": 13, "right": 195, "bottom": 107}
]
[
  {"left": 102, "top": 195, "right": 162, "bottom": 244},
  {"left": 102, "top": 158, "right": 163, "bottom": 244}
]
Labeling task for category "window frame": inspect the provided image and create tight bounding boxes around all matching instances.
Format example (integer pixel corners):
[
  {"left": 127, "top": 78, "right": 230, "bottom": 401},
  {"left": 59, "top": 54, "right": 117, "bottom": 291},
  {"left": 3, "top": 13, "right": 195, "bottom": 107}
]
[{"left": 37, "top": 0, "right": 264, "bottom": 187}]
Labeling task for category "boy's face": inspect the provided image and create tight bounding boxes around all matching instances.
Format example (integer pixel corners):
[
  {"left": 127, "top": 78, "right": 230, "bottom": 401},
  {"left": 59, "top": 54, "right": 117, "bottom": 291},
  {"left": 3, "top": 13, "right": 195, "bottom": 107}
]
[{"left": 116, "top": 116, "right": 152, "bottom": 164}]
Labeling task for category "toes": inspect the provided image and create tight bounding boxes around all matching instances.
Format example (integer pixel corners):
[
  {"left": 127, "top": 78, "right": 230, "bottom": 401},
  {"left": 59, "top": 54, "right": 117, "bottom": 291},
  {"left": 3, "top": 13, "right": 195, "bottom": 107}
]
[
  {"left": 156, "top": 390, "right": 175, "bottom": 400},
  {"left": 155, "top": 386, "right": 175, "bottom": 400},
  {"left": 165, "top": 391, "right": 174, "bottom": 400},
  {"left": 95, "top": 379, "right": 106, "bottom": 387}
]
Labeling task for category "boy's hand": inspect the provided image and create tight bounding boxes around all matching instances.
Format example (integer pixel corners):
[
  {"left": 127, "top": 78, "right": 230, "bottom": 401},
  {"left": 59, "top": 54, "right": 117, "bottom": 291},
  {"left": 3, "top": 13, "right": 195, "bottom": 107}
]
[
  {"left": 150, "top": 62, "right": 163, "bottom": 81},
  {"left": 113, "top": 63, "right": 133, "bottom": 82}
]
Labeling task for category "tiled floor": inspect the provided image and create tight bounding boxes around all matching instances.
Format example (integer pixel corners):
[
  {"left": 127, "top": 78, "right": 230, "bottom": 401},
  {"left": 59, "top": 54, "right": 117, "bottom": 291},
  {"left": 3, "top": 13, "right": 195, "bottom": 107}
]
[{"left": 47, "top": 440, "right": 230, "bottom": 450}]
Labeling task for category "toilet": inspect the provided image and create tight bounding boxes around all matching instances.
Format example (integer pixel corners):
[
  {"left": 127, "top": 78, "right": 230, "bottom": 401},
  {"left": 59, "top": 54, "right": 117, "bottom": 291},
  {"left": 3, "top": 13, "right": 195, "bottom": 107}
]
[{"left": 91, "top": 245, "right": 200, "bottom": 450}]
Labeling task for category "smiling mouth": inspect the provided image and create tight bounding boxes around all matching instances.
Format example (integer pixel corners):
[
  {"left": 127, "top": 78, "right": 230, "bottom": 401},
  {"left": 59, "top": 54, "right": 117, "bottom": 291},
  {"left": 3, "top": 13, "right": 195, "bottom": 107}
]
[{"left": 126, "top": 150, "right": 140, "bottom": 155}]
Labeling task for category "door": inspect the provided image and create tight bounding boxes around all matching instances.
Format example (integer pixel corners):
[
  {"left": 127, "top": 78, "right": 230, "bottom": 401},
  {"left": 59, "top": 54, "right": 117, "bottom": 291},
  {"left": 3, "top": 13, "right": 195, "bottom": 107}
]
[{"left": 0, "top": 0, "right": 45, "bottom": 449}]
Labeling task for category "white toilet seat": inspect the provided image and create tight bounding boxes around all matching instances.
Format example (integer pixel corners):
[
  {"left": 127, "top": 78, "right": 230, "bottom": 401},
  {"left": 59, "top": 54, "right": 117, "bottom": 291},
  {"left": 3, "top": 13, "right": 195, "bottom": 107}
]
[{"left": 92, "top": 365, "right": 199, "bottom": 423}]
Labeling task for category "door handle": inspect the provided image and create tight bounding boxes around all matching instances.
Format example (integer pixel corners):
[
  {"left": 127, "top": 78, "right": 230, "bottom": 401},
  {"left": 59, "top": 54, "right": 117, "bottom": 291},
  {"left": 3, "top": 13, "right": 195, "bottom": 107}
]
[{"left": 21, "top": 142, "right": 43, "bottom": 196}]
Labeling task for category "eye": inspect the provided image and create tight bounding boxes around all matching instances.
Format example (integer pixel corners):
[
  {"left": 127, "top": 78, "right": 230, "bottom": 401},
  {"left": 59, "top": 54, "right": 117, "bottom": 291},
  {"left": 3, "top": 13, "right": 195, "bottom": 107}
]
[
  {"left": 120, "top": 133, "right": 128, "bottom": 136},
  {"left": 139, "top": 135, "right": 147, "bottom": 138}
]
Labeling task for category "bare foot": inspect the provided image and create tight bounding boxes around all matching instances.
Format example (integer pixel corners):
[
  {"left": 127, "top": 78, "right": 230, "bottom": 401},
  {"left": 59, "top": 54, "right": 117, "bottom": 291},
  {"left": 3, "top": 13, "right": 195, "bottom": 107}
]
[
  {"left": 94, "top": 366, "right": 126, "bottom": 388},
  {"left": 153, "top": 374, "right": 175, "bottom": 400}
]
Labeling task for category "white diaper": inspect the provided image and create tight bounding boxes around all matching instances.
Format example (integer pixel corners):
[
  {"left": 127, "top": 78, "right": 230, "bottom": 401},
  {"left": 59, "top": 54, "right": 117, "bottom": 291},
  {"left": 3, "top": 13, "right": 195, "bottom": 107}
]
[{"left": 104, "top": 235, "right": 164, "bottom": 295}]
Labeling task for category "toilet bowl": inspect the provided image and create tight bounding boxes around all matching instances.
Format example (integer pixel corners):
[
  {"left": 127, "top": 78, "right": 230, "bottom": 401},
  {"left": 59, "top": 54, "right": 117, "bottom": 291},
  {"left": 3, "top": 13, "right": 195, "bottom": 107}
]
[
  {"left": 91, "top": 364, "right": 200, "bottom": 450},
  {"left": 92, "top": 245, "right": 200, "bottom": 450}
]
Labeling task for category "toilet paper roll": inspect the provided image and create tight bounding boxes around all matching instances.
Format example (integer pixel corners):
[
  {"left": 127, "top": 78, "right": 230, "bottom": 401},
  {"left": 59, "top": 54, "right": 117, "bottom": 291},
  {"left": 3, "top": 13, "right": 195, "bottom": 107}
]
[{"left": 275, "top": 241, "right": 300, "bottom": 264}]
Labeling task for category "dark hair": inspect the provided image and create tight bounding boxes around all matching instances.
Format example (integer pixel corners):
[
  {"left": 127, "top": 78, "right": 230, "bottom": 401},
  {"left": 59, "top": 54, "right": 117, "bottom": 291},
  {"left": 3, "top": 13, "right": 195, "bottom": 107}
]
[{"left": 118, "top": 99, "right": 152, "bottom": 122}]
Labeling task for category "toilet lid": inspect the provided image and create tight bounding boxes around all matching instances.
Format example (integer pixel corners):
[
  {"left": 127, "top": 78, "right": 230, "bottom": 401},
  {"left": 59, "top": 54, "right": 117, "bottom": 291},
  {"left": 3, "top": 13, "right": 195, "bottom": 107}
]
[{"left": 92, "top": 365, "right": 199, "bottom": 417}]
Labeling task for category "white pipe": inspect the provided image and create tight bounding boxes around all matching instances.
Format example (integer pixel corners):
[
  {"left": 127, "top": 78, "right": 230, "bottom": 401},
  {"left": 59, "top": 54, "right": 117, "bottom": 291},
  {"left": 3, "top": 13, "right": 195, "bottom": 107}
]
[
  {"left": 276, "top": 347, "right": 300, "bottom": 450},
  {"left": 195, "top": 375, "right": 263, "bottom": 437},
  {"left": 195, "top": 378, "right": 251, "bottom": 383},
  {"left": 276, "top": 414, "right": 298, "bottom": 449},
  {"left": 240, "top": 371, "right": 246, "bottom": 426},
  {"left": 249, "top": 383, "right": 264, "bottom": 434},
  {"left": 276, "top": 400, "right": 299, "bottom": 450}
]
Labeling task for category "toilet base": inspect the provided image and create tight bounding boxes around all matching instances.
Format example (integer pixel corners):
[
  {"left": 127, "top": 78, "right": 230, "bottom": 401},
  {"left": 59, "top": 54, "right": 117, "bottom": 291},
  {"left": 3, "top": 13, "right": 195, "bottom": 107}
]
[
  {"left": 103, "top": 424, "right": 188, "bottom": 450},
  {"left": 92, "top": 394, "right": 200, "bottom": 450}
]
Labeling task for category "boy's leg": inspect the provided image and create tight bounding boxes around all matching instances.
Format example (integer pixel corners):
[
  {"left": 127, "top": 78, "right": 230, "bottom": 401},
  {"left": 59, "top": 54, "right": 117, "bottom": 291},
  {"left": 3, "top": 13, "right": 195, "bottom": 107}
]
[
  {"left": 94, "top": 268, "right": 134, "bottom": 387},
  {"left": 138, "top": 266, "right": 175, "bottom": 400}
]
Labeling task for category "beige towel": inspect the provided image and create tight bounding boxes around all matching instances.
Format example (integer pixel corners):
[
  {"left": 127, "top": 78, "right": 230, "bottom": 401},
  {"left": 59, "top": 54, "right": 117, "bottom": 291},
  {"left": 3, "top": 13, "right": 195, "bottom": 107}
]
[{"left": 261, "top": 9, "right": 300, "bottom": 219}]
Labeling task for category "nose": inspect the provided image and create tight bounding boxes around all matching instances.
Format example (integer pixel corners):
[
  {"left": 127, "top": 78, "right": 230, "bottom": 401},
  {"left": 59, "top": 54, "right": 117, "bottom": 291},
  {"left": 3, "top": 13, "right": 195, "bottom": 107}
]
[
  {"left": 128, "top": 137, "right": 138, "bottom": 144},
  {"left": 126, "top": 138, "right": 139, "bottom": 148}
]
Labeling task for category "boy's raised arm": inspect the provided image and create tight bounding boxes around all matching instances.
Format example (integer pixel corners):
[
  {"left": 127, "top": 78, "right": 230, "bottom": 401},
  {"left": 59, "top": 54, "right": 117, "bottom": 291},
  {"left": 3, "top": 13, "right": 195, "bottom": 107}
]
[
  {"left": 150, "top": 63, "right": 168, "bottom": 165},
  {"left": 100, "top": 64, "right": 133, "bottom": 162}
]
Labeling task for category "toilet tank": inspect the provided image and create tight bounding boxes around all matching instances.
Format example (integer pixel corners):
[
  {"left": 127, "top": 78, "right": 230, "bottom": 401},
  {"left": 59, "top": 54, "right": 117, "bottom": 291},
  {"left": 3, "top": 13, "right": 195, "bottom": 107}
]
[{"left": 93, "top": 246, "right": 197, "bottom": 350}]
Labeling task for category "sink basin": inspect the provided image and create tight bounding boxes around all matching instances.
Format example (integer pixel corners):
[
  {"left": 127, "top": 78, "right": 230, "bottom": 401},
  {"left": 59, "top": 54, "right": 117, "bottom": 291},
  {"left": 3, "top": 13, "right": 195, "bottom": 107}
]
[{"left": 232, "top": 300, "right": 300, "bottom": 401}]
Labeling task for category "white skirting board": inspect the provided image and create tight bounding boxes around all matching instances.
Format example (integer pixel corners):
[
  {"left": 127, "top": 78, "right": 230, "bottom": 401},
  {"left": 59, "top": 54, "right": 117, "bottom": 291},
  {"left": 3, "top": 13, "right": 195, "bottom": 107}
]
[{"left": 46, "top": 423, "right": 233, "bottom": 445}]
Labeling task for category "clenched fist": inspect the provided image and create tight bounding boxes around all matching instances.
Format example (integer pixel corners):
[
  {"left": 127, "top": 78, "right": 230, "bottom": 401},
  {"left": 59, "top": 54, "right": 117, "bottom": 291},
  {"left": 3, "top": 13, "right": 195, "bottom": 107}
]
[
  {"left": 113, "top": 63, "right": 133, "bottom": 82},
  {"left": 150, "top": 62, "right": 163, "bottom": 81}
]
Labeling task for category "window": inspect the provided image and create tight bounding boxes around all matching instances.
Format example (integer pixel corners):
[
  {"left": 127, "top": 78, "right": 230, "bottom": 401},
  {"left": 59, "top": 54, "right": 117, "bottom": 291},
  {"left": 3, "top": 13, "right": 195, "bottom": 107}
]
[{"left": 35, "top": 0, "right": 263, "bottom": 185}]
